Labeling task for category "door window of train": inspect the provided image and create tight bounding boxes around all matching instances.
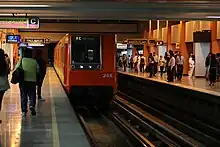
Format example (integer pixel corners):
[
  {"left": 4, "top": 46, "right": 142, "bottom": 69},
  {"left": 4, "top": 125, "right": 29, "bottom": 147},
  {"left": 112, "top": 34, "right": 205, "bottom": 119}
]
[{"left": 71, "top": 36, "right": 101, "bottom": 64}]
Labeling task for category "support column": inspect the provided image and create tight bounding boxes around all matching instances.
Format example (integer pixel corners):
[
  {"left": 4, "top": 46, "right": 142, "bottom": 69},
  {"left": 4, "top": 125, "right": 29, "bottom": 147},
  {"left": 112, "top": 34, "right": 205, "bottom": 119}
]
[
  {"left": 166, "top": 20, "right": 171, "bottom": 51},
  {"left": 143, "top": 29, "right": 149, "bottom": 59},
  {"left": 210, "top": 21, "right": 220, "bottom": 54},
  {"left": 149, "top": 20, "right": 155, "bottom": 53},
  {"left": 180, "top": 21, "right": 189, "bottom": 75}
]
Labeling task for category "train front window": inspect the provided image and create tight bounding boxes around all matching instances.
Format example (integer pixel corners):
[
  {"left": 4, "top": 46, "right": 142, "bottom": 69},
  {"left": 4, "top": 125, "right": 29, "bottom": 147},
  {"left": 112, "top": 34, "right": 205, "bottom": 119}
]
[{"left": 71, "top": 35, "right": 102, "bottom": 70}]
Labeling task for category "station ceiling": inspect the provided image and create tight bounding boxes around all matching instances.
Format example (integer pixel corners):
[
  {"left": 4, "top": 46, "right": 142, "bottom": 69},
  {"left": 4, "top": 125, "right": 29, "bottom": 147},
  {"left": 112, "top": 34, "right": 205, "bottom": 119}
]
[{"left": 0, "top": 1, "right": 220, "bottom": 20}]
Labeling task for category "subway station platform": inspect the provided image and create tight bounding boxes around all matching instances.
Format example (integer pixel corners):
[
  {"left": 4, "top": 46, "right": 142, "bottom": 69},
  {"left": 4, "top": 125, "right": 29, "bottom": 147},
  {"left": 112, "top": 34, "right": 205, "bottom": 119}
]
[
  {"left": 0, "top": 68, "right": 90, "bottom": 147},
  {"left": 118, "top": 69, "right": 220, "bottom": 96}
]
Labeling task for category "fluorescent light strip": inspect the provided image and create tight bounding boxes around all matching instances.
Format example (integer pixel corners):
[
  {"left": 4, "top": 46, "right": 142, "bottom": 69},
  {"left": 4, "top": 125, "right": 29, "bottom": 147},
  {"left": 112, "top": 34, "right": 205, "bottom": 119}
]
[
  {"left": 206, "top": 16, "right": 220, "bottom": 19},
  {"left": 0, "top": 5, "right": 50, "bottom": 8}
]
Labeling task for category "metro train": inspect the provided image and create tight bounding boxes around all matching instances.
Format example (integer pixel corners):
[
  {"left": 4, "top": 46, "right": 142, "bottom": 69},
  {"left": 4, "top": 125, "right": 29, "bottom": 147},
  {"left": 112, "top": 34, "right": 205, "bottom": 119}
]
[{"left": 54, "top": 34, "right": 117, "bottom": 110}]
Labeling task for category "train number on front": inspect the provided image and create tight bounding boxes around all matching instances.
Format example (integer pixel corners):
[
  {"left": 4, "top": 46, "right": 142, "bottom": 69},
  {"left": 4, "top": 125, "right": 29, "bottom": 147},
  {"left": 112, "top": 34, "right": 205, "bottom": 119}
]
[{"left": 102, "top": 74, "right": 113, "bottom": 78}]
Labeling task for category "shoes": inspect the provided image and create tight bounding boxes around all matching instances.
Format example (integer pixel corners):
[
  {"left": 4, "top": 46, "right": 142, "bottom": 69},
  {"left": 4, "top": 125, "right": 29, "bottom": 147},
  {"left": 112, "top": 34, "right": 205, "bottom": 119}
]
[
  {"left": 22, "top": 112, "right": 26, "bottom": 117},
  {"left": 38, "top": 96, "right": 45, "bottom": 101},
  {"left": 29, "top": 107, "right": 36, "bottom": 116}
]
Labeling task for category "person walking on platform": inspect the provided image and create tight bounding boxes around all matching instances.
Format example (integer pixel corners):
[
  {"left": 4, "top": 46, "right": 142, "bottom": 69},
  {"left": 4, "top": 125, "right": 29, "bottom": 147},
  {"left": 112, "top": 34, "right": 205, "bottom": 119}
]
[
  {"left": 0, "top": 49, "right": 10, "bottom": 123},
  {"left": 15, "top": 49, "right": 39, "bottom": 116},
  {"left": 36, "top": 50, "right": 47, "bottom": 101},
  {"left": 209, "top": 53, "right": 217, "bottom": 86},
  {"left": 176, "top": 52, "right": 184, "bottom": 81},
  {"left": 140, "top": 54, "right": 146, "bottom": 73},
  {"left": 148, "top": 53, "right": 154, "bottom": 78},
  {"left": 4, "top": 54, "right": 11, "bottom": 73},
  {"left": 167, "top": 51, "right": 175, "bottom": 82}
]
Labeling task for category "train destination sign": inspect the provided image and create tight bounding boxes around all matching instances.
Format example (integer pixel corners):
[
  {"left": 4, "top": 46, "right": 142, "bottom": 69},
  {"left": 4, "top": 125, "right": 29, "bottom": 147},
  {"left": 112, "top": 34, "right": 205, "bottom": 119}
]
[{"left": 0, "top": 17, "right": 39, "bottom": 29}]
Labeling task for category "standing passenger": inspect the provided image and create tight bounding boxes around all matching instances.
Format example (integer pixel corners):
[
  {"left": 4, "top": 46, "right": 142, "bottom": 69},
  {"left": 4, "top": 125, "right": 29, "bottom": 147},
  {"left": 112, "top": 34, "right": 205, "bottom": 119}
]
[
  {"left": 153, "top": 52, "right": 158, "bottom": 76},
  {"left": 159, "top": 56, "right": 165, "bottom": 77},
  {"left": 133, "top": 53, "right": 139, "bottom": 73},
  {"left": 122, "top": 54, "right": 127, "bottom": 72},
  {"left": 167, "top": 51, "right": 175, "bottom": 82},
  {"left": 176, "top": 52, "right": 184, "bottom": 81},
  {"left": 148, "top": 53, "right": 154, "bottom": 78},
  {"left": 0, "top": 49, "right": 10, "bottom": 122},
  {"left": 36, "top": 50, "right": 47, "bottom": 101},
  {"left": 15, "top": 49, "right": 39, "bottom": 116},
  {"left": 209, "top": 53, "right": 217, "bottom": 86},
  {"left": 188, "top": 55, "right": 195, "bottom": 78},
  {"left": 140, "top": 54, "right": 146, "bottom": 73}
]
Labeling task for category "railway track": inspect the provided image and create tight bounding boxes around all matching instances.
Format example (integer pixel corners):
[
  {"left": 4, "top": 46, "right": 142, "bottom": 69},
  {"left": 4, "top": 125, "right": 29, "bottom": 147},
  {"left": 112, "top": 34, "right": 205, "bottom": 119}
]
[
  {"left": 117, "top": 91, "right": 220, "bottom": 146},
  {"left": 75, "top": 106, "right": 136, "bottom": 147}
]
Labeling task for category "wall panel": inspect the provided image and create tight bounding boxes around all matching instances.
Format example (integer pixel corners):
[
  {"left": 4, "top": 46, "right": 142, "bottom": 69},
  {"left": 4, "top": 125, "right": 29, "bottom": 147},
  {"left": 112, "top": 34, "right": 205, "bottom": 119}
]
[
  {"left": 162, "top": 27, "right": 167, "bottom": 43},
  {"left": 200, "top": 21, "right": 211, "bottom": 30},
  {"left": 171, "top": 24, "right": 180, "bottom": 43},
  {"left": 157, "top": 28, "right": 162, "bottom": 41},
  {"left": 153, "top": 29, "right": 157, "bottom": 39},
  {"left": 217, "top": 21, "right": 220, "bottom": 39},
  {"left": 185, "top": 21, "right": 194, "bottom": 42}
]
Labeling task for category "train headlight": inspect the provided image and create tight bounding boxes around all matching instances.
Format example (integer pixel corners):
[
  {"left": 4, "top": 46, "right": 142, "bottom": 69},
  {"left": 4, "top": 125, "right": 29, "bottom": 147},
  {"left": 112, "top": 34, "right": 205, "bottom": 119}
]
[
  {"left": 89, "top": 66, "right": 92, "bottom": 69},
  {"left": 97, "top": 65, "right": 101, "bottom": 69},
  {"left": 80, "top": 65, "right": 83, "bottom": 69}
]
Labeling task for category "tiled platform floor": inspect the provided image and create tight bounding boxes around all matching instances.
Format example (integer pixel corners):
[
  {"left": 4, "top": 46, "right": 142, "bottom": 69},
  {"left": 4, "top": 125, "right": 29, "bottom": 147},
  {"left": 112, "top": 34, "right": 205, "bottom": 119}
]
[
  {"left": 0, "top": 67, "right": 90, "bottom": 147},
  {"left": 118, "top": 68, "right": 220, "bottom": 96}
]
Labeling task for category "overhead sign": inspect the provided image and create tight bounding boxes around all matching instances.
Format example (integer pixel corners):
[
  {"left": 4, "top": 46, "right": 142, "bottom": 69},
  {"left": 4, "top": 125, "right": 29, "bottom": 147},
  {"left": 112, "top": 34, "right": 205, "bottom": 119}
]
[
  {"left": 0, "top": 17, "right": 39, "bottom": 29},
  {"left": 127, "top": 39, "right": 148, "bottom": 45},
  {"left": 24, "top": 38, "right": 50, "bottom": 44},
  {"left": 117, "top": 43, "right": 127, "bottom": 49}
]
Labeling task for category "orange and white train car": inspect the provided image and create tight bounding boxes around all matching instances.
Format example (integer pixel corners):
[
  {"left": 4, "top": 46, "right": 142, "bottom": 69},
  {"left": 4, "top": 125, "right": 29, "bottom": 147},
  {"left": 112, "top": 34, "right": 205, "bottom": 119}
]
[{"left": 54, "top": 34, "right": 117, "bottom": 110}]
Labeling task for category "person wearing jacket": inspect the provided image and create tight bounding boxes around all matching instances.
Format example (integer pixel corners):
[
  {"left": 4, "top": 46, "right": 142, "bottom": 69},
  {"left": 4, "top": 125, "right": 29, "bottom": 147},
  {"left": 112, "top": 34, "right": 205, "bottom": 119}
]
[
  {"left": 15, "top": 48, "right": 39, "bottom": 116},
  {"left": 36, "top": 50, "right": 47, "bottom": 100},
  {"left": 0, "top": 49, "right": 10, "bottom": 123}
]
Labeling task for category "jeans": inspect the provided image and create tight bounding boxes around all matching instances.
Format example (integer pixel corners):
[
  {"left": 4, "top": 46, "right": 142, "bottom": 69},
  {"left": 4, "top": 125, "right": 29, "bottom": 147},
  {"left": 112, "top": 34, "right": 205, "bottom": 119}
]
[
  {"left": 177, "top": 64, "right": 183, "bottom": 80},
  {"left": 0, "top": 91, "right": 5, "bottom": 110},
  {"left": 19, "top": 81, "right": 36, "bottom": 113},
  {"left": 37, "top": 74, "right": 46, "bottom": 98}
]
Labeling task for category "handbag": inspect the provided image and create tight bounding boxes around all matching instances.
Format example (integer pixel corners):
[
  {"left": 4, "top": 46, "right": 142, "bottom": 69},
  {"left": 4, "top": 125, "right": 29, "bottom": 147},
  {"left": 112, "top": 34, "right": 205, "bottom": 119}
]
[{"left": 11, "top": 59, "right": 24, "bottom": 84}]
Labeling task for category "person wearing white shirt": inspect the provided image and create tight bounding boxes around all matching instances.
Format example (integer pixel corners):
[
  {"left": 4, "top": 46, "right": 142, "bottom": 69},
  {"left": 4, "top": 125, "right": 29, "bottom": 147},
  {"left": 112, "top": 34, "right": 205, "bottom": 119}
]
[
  {"left": 167, "top": 51, "right": 175, "bottom": 82},
  {"left": 153, "top": 52, "right": 158, "bottom": 76},
  {"left": 159, "top": 56, "right": 165, "bottom": 77},
  {"left": 140, "top": 54, "right": 146, "bottom": 73},
  {"left": 188, "top": 55, "right": 195, "bottom": 78},
  {"left": 176, "top": 52, "right": 184, "bottom": 80}
]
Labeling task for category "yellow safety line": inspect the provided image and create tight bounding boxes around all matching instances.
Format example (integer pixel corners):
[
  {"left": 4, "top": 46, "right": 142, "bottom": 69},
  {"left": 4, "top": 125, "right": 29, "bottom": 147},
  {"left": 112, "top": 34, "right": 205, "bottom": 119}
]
[{"left": 49, "top": 69, "right": 60, "bottom": 147}]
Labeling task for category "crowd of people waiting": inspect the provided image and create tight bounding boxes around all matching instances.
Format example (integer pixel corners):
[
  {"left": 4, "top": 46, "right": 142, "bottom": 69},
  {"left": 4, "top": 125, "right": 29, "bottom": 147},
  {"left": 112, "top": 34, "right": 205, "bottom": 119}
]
[
  {"left": 0, "top": 48, "right": 47, "bottom": 122},
  {"left": 118, "top": 50, "right": 220, "bottom": 86}
]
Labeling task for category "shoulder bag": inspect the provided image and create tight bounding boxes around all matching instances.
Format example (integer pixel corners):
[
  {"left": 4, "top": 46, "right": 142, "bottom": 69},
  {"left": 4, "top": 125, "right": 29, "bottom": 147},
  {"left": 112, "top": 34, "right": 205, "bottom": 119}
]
[{"left": 11, "top": 59, "right": 24, "bottom": 84}]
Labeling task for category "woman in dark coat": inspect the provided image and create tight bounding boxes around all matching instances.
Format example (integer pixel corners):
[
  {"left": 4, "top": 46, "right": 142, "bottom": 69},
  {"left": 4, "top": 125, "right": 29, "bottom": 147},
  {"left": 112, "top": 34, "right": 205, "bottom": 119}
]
[{"left": 209, "top": 53, "right": 217, "bottom": 86}]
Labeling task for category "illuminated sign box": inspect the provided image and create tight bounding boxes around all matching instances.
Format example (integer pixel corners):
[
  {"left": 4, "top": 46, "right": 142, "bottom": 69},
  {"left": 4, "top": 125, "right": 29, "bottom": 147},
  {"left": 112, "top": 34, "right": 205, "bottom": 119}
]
[
  {"left": 0, "top": 17, "right": 39, "bottom": 29},
  {"left": 24, "top": 38, "right": 50, "bottom": 44}
]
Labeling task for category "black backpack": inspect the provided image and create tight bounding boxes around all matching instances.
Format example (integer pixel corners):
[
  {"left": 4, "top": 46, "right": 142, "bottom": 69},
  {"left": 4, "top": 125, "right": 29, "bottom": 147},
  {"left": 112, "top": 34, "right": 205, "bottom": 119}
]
[{"left": 140, "top": 58, "right": 145, "bottom": 64}]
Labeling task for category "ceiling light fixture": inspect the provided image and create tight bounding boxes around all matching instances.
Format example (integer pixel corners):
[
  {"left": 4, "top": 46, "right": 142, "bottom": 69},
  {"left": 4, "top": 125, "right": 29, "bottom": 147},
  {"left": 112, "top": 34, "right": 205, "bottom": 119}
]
[
  {"left": 0, "top": 5, "right": 50, "bottom": 8},
  {"left": 206, "top": 16, "right": 220, "bottom": 19}
]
